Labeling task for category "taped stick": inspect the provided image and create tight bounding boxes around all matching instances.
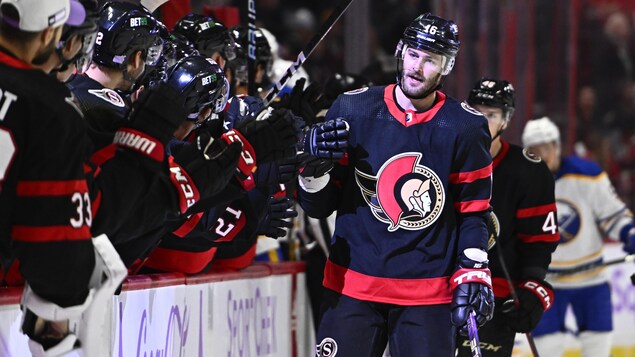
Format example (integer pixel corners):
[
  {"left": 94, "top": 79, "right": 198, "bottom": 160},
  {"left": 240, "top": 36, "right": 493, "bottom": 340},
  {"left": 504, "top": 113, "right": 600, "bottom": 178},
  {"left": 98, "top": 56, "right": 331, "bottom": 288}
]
[
  {"left": 263, "top": 0, "right": 355, "bottom": 106},
  {"left": 466, "top": 311, "right": 482, "bottom": 357}
]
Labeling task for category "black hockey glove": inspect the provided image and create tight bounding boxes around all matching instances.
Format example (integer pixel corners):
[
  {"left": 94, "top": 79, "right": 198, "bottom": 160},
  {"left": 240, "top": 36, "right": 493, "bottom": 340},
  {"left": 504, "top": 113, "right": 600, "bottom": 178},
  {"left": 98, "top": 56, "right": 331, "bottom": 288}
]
[
  {"left": 301, "top": 118, "right": 349, "bottom": 159},
  {"left": 233, "top": 107, "right": 300, "bottom": 164},
  {"left": 450, "top": 249, "right": 495, "bottom": 336},
  {"left": 501, "top": 279, "right": 554, "bottom": 333},
  {"left": 254, "top": 154, "right": 307, "bottom": 188},
  {"left": 300, "top": 156, "right": 334, "bottom": 178},
  {"left": 272, "top": 78, "right": 328, "bottom": 127},
  {"left": 170, "top": 132, "right": 241, "bottom": 214},
  {"left": 121, "top": 82, "right": 187, "bottom": 157},
  {"left": 257, "top": 196, "right": 298, "bottom": 238}
]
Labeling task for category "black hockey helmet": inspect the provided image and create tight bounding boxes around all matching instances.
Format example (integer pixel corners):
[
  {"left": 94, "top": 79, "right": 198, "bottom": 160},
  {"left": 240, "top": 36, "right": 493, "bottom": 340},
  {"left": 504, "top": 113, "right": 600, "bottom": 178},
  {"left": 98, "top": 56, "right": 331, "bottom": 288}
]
[
  {"left": 165, "top": 55, "right": 229, "bottom": 119},
  {"left": 395, "top": 13, "right": 460, "bottom": 76},
  {"left": 57, "top": 0, "right": 99, "bottom": 74},
  {"left": 468, "top": 78, "right": 516, "bottom": 119},
  {"left": 163, "top": 32, "right": 199, "bottom": 68},
  {"left": 228, "top": 26, "right": 272, "bottom": 84},
  {"left": 173, "top": 13, "right": 236, "bottom": 61},
  {"left": 92, "top": 2, "right": 163, "bottom": 70},
  {"left": 324, "top": 72, "right": 373, "bottom": 103}
]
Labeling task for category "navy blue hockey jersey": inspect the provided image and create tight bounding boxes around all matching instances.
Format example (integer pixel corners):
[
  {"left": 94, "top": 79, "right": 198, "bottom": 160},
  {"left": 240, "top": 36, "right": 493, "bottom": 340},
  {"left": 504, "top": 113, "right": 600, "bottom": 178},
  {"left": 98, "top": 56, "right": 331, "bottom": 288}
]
[{"left": 299, "top": 85, "right": 492, "bottom": 305}]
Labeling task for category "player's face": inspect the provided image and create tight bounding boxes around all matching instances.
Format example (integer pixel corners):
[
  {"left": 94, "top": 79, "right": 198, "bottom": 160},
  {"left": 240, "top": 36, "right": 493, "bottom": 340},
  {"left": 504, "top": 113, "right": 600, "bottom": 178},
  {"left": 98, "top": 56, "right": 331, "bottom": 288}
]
[
  {"left": 528, "top": 142, "right": 560, "bottom": 172},
  {"left": 472, "top": 105, "right": 507, "bottom": 139},
  {"left": 401, "top": 47, "right": 443, "bottom": 98}
]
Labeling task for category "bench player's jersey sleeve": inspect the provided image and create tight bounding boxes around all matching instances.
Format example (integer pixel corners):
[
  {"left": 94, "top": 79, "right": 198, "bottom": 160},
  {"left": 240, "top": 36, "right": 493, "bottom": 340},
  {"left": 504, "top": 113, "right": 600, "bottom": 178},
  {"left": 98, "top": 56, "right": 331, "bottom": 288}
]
[{"left": 0, "top": 60, "right": 94, "bottom": 307}]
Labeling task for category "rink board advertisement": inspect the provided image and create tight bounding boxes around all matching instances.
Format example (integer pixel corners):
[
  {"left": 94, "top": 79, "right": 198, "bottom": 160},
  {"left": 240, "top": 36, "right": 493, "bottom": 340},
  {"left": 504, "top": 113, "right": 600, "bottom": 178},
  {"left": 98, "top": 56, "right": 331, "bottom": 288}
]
[{"left": 0, "top": 263, "right": 314, "bottom": 357}]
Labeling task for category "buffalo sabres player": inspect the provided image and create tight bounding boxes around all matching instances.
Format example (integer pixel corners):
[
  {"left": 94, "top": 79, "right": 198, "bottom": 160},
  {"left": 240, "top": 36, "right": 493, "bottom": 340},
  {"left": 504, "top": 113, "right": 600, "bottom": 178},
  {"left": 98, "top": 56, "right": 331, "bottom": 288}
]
[
  {"left": 522, "top": 117, "right": 635, "bottom": 357},
  {"left": 298, "top": 13, "right": 494, "bottom": 356},
  {"left": 455, "top": 79, "right": 559, "bottom": 356}
]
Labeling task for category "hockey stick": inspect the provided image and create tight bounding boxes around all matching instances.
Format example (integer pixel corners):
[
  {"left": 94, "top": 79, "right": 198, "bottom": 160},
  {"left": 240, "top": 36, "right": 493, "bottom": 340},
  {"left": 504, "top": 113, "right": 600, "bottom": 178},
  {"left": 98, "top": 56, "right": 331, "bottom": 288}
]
[
  {"left": 547, "top": 254, "right": 635, "bottom": 277},
  {"left": 247, "top": 0, "right": 257, "bottom": 96},
  {"left": 495, "top": 235, "right": 541, "bottom": 357},
  {"left": 139, "top": 0, "right": 169, "bottom": 13},
  {"left": 263, "top": 0, "right": 355, "bottom": 106},
  {"left": 466, "top": 310, "right": 482, "bottom": 357}
]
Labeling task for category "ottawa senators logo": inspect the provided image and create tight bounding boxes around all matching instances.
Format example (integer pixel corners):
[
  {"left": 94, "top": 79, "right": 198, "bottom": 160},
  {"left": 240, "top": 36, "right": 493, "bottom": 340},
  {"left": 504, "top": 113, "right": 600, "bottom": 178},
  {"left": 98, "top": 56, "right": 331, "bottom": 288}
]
[{"left": 355, "top": 152, "right": 445, "bottom": 232}]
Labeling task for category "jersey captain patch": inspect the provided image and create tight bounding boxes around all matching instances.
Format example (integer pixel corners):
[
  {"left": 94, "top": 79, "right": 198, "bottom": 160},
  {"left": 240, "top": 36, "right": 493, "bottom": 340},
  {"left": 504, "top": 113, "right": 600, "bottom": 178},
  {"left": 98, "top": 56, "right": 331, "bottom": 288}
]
[
  {"left": 355, "top": 152, "right": 445, "bottom": 232},
  {"left": 87, "top": 88, "right": 126, "bottom": 108}
]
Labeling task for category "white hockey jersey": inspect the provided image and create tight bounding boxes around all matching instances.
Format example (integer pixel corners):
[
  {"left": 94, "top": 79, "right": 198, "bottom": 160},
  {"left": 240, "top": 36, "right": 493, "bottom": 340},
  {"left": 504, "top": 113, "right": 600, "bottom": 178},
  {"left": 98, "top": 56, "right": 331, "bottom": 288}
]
[{"left": 548, "top": 155, "right": 633, "bottom": 288}]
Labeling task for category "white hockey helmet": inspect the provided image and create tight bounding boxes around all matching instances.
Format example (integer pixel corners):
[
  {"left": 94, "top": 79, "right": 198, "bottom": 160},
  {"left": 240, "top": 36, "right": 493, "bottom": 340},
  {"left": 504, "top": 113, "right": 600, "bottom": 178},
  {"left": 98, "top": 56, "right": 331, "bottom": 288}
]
[{"left": 521, "top": 116, "right": 560, "bottom": 147}]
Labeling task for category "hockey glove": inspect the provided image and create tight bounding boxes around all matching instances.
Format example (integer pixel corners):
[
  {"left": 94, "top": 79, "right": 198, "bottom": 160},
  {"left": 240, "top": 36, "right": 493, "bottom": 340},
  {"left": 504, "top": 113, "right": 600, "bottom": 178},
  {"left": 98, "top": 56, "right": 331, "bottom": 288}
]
[
  {"left": 254, "top": 154, "right": 307, "bottom": 188},
  {"left": 257, "top": 196, "right": 298, "bottom": 238},
  {"left": 619, "top": 224, "right": 635, "bottom": 254},
  {"left": 233, "top": 107, "right": 300, "bottom": 163},
  {"left": 302, "top": 118, "right": 349, "bottom": 159},
  {"left": 272, "top": 78, "right": 328, "bottom": 127},
  {"left": 117, "top": 82, "right": 187, "bottom": 162},
  {"left": 170, "top": 133, "right": 241, "bottom": 213},
  {"left": 300, "top": 156, "right": 334, "bottom": 178},
  {"left": 501, "top": 279, "right": 554, "bottom": 333},
  {"left": 450, "top": 249, "right": 495, "bottom": 336}
]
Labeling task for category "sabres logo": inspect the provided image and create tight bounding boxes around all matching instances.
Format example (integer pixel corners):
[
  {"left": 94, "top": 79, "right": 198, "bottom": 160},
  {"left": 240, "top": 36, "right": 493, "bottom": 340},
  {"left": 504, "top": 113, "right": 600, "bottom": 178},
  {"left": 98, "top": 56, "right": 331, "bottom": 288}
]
[
  {"left": 556, "top": 198, "right": 581, "bottom": 243},
  {"left": 355, "top": 152, "right": 445, "bottom": 232}
]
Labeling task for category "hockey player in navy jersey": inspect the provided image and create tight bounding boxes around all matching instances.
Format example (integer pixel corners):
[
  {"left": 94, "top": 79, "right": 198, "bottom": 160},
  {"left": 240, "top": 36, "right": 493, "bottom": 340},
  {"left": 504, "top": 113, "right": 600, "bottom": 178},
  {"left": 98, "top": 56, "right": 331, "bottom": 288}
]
[
  {"left": 522, "top": 117, "right": 635, "bottom": 357},
  {"left": 455, "top": 79, "right": 559, "bottom": 356},
  {"left": 298, "top": 13, "right": 495, "bottom": 356}
]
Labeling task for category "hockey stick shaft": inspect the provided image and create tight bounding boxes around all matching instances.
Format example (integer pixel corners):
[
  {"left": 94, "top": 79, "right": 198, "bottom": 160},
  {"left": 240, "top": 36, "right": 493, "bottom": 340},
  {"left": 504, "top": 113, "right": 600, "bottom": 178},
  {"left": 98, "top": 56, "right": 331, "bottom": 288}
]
[
  {"left": 263, "top": 0, "right": 355, "bottom": 106},
  {"left": 247, "top": 0, "right": 257, "bottom": 96},
  {"left": 548, "top": 254, "right": 635, "bottom": 276},
  {"left": 467, "top": 311, "right": 482, "bottom": 357},
  {"left": 139, "top": 0, "right": 169, "bottom": 12},
  {"left": 495, "top": 235, "right": 541, "bottom": 357}
]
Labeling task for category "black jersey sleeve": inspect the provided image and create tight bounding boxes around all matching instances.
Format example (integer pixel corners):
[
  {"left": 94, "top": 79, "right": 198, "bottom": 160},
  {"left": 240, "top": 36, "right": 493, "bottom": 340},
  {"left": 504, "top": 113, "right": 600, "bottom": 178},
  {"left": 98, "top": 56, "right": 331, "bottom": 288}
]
[
  {"left": 0, "top": 67, "right": 94, "bottom": 307},
  {"left": 514, "top": 159, "right": 559, "bottom": 279}
]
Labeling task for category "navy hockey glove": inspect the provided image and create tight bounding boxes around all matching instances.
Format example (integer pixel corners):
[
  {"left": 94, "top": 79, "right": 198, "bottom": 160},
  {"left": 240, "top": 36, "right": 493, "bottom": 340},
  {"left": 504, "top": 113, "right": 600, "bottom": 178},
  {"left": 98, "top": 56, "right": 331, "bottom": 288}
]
[
  {"left": 170, "top": 132, "right": 241, "bottom": 213},
  {"left": 272, "top": 78, "right": 328, "bottom": 127},
  {"left": 300, "top": 157, "right": 333, "bottom": 178},
  {"left": 619, "top": 224, "right": 635, "bottom": 254},
  {"left": 254, "top": 154, "right": 307, "bottom": 188},
  {"left": 302, "top": 118, "right": 349, "bottom": 159},
  {"left": 501, "top": 279, "right": 554, "bottom": 333},
  {"left": 118, "top": 82, "right": 187, "bottom": 162},
  {"left": 450, "top": 249, "right": 495, "bottom": 336},
  {"left": 257, "top": 196, "right": 298, "bottom": 238},
  {"left": 233, "top": 107, "right": 300, "bottom": 164}
]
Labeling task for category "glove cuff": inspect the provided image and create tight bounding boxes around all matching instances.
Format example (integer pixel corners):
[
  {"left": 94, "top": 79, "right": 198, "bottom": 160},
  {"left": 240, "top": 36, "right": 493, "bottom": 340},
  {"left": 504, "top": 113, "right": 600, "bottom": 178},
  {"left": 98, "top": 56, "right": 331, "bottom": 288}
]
[
  {"left": 450, "top": 268, "right": 492, "bottom": 290},
  {"left": 222, "top": 129, "right": 256, "bottom": 191},
  {"left": 518, "top": 279, "right": 554, "bottom": 311},
  {"left": 113, "top": 128, "right": 165, "bottom": 162},
  {"left": 168, "top": 156, "right": 201, "bottom": 214}
]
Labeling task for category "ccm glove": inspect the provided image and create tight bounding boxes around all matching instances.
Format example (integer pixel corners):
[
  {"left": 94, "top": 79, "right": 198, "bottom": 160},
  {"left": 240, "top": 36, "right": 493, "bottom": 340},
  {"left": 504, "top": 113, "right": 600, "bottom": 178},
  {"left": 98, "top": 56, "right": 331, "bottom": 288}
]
[
  {"left": 170, "top": 133, "right": 241, "bottom": 213},
  {"left": 302, "top": 118, "right": 349, "bottom": 159},
  {"left": 450, "top": 249, "right": 495, "bottom": 336},
  {"left": 501, "top": 279, "right": 554, "bottom": 333},
  {"left": 257, "top": 196, "right": 298, "bottom": 238},
  {"left": 272, "top": 78, "right": 328, "bottom": 127},
  {"left": 116, "top": 82, "right": 187, "bottom": 161},
  {"left": 234, "top": 107, "right": 299, "bottom": 163}
]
